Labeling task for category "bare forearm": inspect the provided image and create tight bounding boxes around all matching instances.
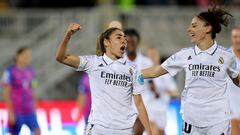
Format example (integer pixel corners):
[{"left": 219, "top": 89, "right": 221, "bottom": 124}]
[
  {"left": 142, "top": 65, "right": 168, "bottom": 79},
  {"left": 56, "top": 32, "right": 72, "bottom": 62},
  {"left": 134, "top": 95, "right": 152, "bottom": 135}
]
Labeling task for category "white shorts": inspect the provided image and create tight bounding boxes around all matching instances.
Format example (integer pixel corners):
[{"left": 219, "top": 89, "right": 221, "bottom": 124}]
[
  {"left": 182, "top": 120, "right": 230, "bottom": 135},
  {"left": 84, "top": 124, "right": 134, "bottom": 135}
]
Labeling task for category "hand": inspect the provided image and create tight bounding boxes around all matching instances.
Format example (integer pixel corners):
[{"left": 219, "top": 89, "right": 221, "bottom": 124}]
[
  {"left": 67, "top": 23, "right": 81, "bottom": 35},
  {"left": 154, "top": 91, "right": 160, "bottom": 99},
  {"left": 8, "top": 111, "right": 15, "bottom": 125}
]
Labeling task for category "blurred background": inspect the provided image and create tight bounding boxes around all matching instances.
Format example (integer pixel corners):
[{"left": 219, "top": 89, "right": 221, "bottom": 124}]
[{"left": 0, "top": 0, "right": 240, "bottom": 135}]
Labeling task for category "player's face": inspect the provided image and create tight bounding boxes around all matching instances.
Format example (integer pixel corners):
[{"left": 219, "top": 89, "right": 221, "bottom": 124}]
[
  {"left": 147, "top": 48, "right": 160, "bottom": 65},
  {"left": 187, "top": 17, "right": 211, "bottom": 44},
  {"left": 17, "top": 49, "right": 32, "bottom": 66},
  {"left": 126, "top": 35, "right": 139, "bottom": 53},
  {"left": 106, "top": 30, "right": 127, "bottom": 58},
  {"left": 231, "top": 29, "right": 240, "bottom": 50}
]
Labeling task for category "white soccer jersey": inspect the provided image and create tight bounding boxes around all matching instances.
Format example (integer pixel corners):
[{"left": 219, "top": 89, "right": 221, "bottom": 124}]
[
  {"left": 161, "top": 41, "right": 239, "bottom": 127},
  {"left": 147, "top": 74, "right": 177, "bottom": 128},
  {"left": 124, "top": 51, "right": 153, "bottom": 103},
  {"left": 228, "top": 49, "right": 240, "bottom": 119},
  {"left": 77, "top": 54, "right": 144, "bottom": 130}
]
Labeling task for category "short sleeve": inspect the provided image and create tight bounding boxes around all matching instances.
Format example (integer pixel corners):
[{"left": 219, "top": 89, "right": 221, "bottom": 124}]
[
  {"left": 77, "top": 55, "right": 96, "bottom": 72},
  {"left": 161, "top": 51, "right": 185, "bottom": 76},
  {"left": 227, "top": 56, "right": 239, "bottom": 78},
  {"left": 133, "top": 70, "right": 144, "bottom": 95},
  {"left": 2, "top": 69, "right": 11, "bottom": 86}
]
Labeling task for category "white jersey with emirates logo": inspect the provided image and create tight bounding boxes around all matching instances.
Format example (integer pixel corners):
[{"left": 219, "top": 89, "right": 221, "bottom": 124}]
[
  {"left": 76, "top": 54, "right": 144, "bottom": 129},
  {"left": 161, "top": 41, "right": 239, "bottom": 127},
  {"left": 228, "top": 48, "right": 240, "bottom": 119}
]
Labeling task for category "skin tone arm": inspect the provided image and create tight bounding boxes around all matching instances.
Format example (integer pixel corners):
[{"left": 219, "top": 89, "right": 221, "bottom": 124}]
[
  {"left": 3, "top": 85, "right": 15, "bottom": 125},
  {"left": 141, "top": 65, "right": 168, "bottom": 79},
  {"left": 55, "top": 23, "right": 81, "bottom": 68},
  {"left": 134, "top": 94, "right": 152, "bottom": 135},
  {"left": 231, "top": 75, "right": 240, "bottom": 87}
]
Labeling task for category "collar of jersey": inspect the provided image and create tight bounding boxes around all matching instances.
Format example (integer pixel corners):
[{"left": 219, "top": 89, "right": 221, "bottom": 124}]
[
  {"left": 194, "top": 41, "right": 218, "bottom": 55},
  {"left": 102, "top": 53, "right": 126, "bottom": 65}
]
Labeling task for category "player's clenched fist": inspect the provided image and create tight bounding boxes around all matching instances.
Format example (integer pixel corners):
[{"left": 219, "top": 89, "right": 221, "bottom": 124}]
[{"left": 67, "top": 23, "right": 81, "bottom": 35}]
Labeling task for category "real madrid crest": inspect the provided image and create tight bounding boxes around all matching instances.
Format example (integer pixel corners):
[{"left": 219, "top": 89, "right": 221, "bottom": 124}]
[
  {"left": 218, "top": 57, "right": 224, "bottom": 64},
  {"left": 129, "top": 68, "right": 133, "bottom": 75}
]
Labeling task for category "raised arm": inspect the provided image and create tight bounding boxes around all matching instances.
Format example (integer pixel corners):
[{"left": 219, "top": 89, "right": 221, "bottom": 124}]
[
  {"left": 133, "top": 95, "right": 152, "bottom": 135},
  {"left": 141, "top": 65, "right": 168, "bottom": 79},
  {"left": 55, "top": 23, "right": 81, "bottom": 68}
]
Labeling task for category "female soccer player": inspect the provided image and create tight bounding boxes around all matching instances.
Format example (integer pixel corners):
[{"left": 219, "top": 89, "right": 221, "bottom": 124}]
[
  {"left": 142, "top": 6, "right": 240, "bottom": 135},
  {"left": 146, "top": 47, "right": 178, "bottom": 135},
  {"left": 56, "top": 23, "right": 152, "bottom": 135},
  {"left": 2, "top": 47, "right": 40, "bottom": 135},
  {"left": 228, "top": 27, "right": 240, "bottom": 135}
]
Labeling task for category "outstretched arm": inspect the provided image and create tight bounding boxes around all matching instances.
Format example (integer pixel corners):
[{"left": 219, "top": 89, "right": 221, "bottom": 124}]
[
  {"left": 56, "top": 23, "right": 81, "bottom": 68},
  {"left": 134, "top": 94, "right": 152, "bottom": 135},
  {"left": 141, "top": 65, "right": 168, "bottom": 79}
]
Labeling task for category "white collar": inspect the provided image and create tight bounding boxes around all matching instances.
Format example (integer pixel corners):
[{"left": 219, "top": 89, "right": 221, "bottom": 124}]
[
  {"left": 102, "top": 53, "right": 126, "bottom": 65},
  {"left": 194, "top": 41, "right": 218, "bottom": 55}
]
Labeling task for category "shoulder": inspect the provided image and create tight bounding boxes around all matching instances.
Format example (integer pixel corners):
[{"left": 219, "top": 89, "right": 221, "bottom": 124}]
[
  {"left": 217, "top": 45, "right": 232, "bottom": 55},
  {"left": 169, "top": 47, "right": 194, "bottom": 59},
  {"left": 126, "top": 60, "right": 138, "bottom": 69},
  {"left": 4, "top": 65, "right": 15, "bottom": 73},
  {"left": 179, "top": 46, "right": 195, "bottom": 54}
]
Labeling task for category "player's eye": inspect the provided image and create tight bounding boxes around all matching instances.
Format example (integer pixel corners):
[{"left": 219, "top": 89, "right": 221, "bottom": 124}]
[{"left": 117, "top": 37, "right": 121, "bottom": 39}]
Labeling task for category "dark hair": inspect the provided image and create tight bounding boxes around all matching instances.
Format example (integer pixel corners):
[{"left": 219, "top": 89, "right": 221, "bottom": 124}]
[
  {"left": 16, "top": 46, "right": 29, "bottom": 55},
  {"left": 197, "top": 5, "right": 232, "bottom": 39},
  {"left": 124, "top": 28, "right": 140, "bottom": 43},
  {"left": 96, "top": 27, "right": 120, "bottom": 56},
  {"left": 14, "top": 46, "right": 29, "bottom": 62}
]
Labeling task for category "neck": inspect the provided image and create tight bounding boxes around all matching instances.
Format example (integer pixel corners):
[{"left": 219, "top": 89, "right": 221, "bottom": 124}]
[
  {"left": 105, "top": 51, "right": 119, "bottom": 60},
  {"left": 197, "top": 37, "right": 214, "bottom": 51},
  {"left": 233, "top": 47, "right": 240, "bottom": 59},
  {"left": 16, "top": 62, "right": 27, "bottom": 69},
  {"left": 127, "top": 52, "right": 137, "bottom": 61}
]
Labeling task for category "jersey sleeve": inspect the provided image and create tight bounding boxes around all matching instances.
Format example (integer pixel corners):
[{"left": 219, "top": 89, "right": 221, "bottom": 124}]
[
  {"left": 1, "top": 69, "right": 11, "bottom": 86},
  {"left": 227, "top": 56, "right": 239, "bottom": 78},
  {"left": 133, "top": 69, "right": 145, "bottom": 95},
  {"left": 76, "top": 55, "right": 96, "bottom": 72},
  {"left": 161, "top": 51, "right": 185, "bottom": 76}
]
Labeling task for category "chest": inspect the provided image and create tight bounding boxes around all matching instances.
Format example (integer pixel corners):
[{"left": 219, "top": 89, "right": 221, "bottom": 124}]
[
  {"left": 11, "top": 70, "right": 33, "bottom": 88},
  {"left": 183, "top": 54, "right": 228, "bottom": 79},
  {"left": 89, "top": 64, "right": 134, "bottom": 89}
]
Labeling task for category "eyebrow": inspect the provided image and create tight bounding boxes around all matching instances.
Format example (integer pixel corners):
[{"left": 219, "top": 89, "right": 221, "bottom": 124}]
[{"left": 115, "top": 33, "right": 125, "bottom": 37}]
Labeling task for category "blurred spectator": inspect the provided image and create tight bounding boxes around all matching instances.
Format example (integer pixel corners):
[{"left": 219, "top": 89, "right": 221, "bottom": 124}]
[
  {"left": 77, "top": 73, "right": 91, "bottom": 124},
  {"left": 1, "top": 47, "right": 40, "bottom": 135}
]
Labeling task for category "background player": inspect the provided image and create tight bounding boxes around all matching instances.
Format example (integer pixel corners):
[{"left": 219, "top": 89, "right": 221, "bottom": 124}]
[
  {"left": 76, "top": 73, "right": 91, "bottom": 125},
  {"left": 228, "top": 27, "right": 240, "bottom": 135},
  {"left": 124, "top": 28, "right": 159, "bottom": 135},
  {"left": 56, "top": 23, "right": 152, "bottom": 135},
  {"left": 146, "top": 47, "right": 179, "bottom": 135},
  {"left": 142, "top": 6, "right": 240, "bottom": 135},
  {"left": 2, "top": 47, "right": 40, "bottom": 135}
]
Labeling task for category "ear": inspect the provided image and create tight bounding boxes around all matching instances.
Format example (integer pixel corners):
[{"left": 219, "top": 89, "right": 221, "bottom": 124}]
[
  {"left": 104, "top": 39, "right": 110, "bottom": 47},
  {"left": 206, "top": 25, "right": 212, "bottom": 34}
]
